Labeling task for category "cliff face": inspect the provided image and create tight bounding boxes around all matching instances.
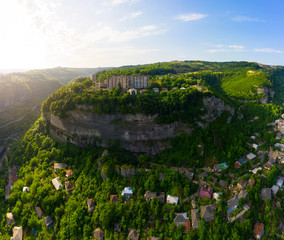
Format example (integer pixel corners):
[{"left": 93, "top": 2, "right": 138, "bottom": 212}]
[{"left": 47, "top": 96, "right": 235, "bottom": 155}]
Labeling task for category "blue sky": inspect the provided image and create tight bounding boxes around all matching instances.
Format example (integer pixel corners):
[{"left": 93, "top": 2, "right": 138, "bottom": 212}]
[{"left": 0, "top": 0, "right": 283, "bottom": 69}]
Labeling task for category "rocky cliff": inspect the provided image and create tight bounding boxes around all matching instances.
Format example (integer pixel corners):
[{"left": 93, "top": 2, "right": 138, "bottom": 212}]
[{"left": 46, "top": 96, "right": 236, "bottom": 155}]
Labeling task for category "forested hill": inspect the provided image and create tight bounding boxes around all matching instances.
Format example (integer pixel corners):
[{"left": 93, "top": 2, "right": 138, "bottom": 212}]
[{"left": 28, "top": 67, "right": 112, "bottom": 85}]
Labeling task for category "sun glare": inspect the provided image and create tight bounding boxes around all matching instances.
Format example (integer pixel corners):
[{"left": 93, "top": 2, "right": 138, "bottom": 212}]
[{"left": 0, "top": 1, "right": 46, "bottom": 69}]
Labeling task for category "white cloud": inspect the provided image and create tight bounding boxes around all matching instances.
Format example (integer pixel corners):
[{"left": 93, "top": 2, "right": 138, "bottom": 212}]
[
  {"left": 175, "top": 13, "right": 207, "bottom": 22},
  {"left": 109, "top": 0, "right": 139, "bottom": 6},
  {"left": 232, "top": 16, "right": 263, "bottom": 22},
  {"left": 254, "top": 48, "right": 284, "bottom": 53},
  {"left": 120, "top": 11, "right": 143, "bottom": 22},
  {"left": 208, "top": 49, "right": 226, "bottom": 53},
  {"left": 229, "top": 45, "right": 244, "bottom": 49}
]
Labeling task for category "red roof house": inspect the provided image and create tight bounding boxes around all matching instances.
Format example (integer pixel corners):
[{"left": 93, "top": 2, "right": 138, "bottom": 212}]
[{"left": 199, "top": 186, "right": 213, "bottom": 199}]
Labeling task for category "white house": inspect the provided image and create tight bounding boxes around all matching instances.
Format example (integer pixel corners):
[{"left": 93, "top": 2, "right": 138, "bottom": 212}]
[
  {"left": 23, "top": 187, "right": 29, "bottom": 192},
  {"left": 246, "top": 153, "right": 256, "bottom": 161},
  {"left": 276, "top": 178, "right": 283, "bottom": 188},
  {"left": 52, "top": 177, "right": 63, "bottom": 190},
  {"left": 166, "top": 195, "right": 179, "bottom": 205},
  {"left": 271, "top": 185, "right": 279, "bottom": 195},
  {"left": 213, "top": 192, "right": 222, "bottom": 201},
  {"left": 121, "top": 187, "right": 133, "bottom": 200},
  {"left": 128, "top": 88, "right": 137, "bottom": 96}
]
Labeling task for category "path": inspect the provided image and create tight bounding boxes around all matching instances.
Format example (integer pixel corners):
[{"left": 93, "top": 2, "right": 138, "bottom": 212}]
[{"left": 0, "top": 102, "right": 40, "bottom": 129}]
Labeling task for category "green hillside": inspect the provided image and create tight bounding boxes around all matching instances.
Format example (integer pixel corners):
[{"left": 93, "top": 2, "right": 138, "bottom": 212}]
[{"left": 29, "top": 67, "right": 112, "bottom": 85}]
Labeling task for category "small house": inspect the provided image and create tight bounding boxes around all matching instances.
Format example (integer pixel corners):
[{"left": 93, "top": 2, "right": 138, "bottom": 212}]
[
  {"left": 174, "top": 212, "right": 190, "bottom": 231},
  {"left": 213, "top": 162, "right": 228, "bottom": 172},
  {"left": 11, "top": 226, "right": 23, "bottom": 240},
  {"left": 152, "top": 88, "right": 159, "bottom": 93},
  {"left": 110, "top": 195, "right": 119, "bottom": 203},
  {"left": 166, "top": 195, "right": 179, "bottom": 205},
  {"left": 23, "top": 187, "right": 29, "bottom": 192},
  {"left": 199, "top": 171, "right": 208, "bottom": 180},
  {"left": 140, "top": 89, "right": 147, "bottom": 95},
  {"left": 161, "top": 88, "right": 168, "bottom": 92},
  {"left": 246, "top": 153, "right": 256, "bottom": 161},
  {"left": 276, "top": 178, "right": 283, "bottom": 188},
  {"left": 199, "top": 186, "right": 213, "bottom": 199},
  {"left": 87, "top": 198, "right": 96, "bottom": 213},
  {"left": 43, "top": 216, "right": 53, "bottom": 229},
  {"left": 253, "top": 222, "right": 264, "bottom": 239},
  {"left": 121, "top": 187, "right": 133, "bottom": 200},
  {"left": 185, "top": 171, "right": 194, "bottom": 181},
  {"left": 237, "top": 179, "right": 247, "bottom": 189},
  {"left": 66, "top": 170, "right": 74, "bottom": 178},
  {"left": 191, "top": 209, "right": 199, "bottom": 229},
  {"left": 237, "top": 190, "right": 248, "bottom": 199},
  {"left": 248, "top": 179, "right": 256, "bottom": 186},
  {"left": 144, "top": 191, "right": 165, "bottom": 203},
  {"left": 54, "top": 163, "right": 67, "bottom": 173},
  {"left": 191, "top": 199, "right": 197, "bottom": 209},
  {"left": 252, "top": 144, "right": 259, "bottom": 150},
  {"left": 128, "top": 88, "right": 137, "bottom": 96},
  {"left": 271, "top": 185, "right": 279, "bottom": 195},
  {"left": 127, "top": 229, "right": 139, "bottom": 240},
  {"left": 65, "top": 181, "right": 73, "bottom": 193},
  {"left": 260, "top": 188, "right": 271, "bottom": 201},
  {"left": 219, "top": 180, "right": 228, "bottom": 188},
  {"left": 34, "top": 206, "right": 44, "bottom": 219},
  {"left": 227, "top": 196, "right": 239, "bottom": 214},
  {"left": 264, "top": 162, "right": 273, "bottom": 170},
  {"left": 213, "top": 192, "right": 222, "bottom": 201},
  {"left": 93, "top": 227, "right": 104, "bottom": 240},
  {"left": 7, "top": 212, "right": 15, "bottom": 226},
  {"left": 200, "top": 204, "right": 215, "bottom": 222},
  {"left": 52, "top": 177, "right": 63, "bottom": 190}
]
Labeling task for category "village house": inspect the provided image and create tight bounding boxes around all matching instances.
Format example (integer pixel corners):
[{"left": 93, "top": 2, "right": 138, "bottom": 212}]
[
  {"left": 43, "top": 216, "right": 54, "bottom": 228},
  {"left": 250, "top": 167, "right": 262, "bottom": 175},
  {"left": 121, "top": 187, "right": 133, "bottom": 200},
  {"left": 161, "top": 88, "right": 168, "bottom": 92},
  {"left": 140, "top": 89, "right": 147, "bottom": 95},
  {"left": 219, "top": 180, "right": 228, "bottom": 188},
  {"left": 65, "top": 181, "right": 73, "bottom": 193},
  {"left": 174, "top": 213, "right": 191, "bottom": 232},
  {"left": 227, "top": 196, "right": 239, "bottom": 215},
  {"left": 185, "top": 171, "right": 194, "bottom": 181},
  {"left": 248, "top": 179, "right": 256, "bottom": 186},
  {"left": 23, "top": 187, "right": 29, "bottom": 192},
  {"left": 66, "top": 170, "right": 74, "bottom": 178},
  {"left": 35, "top": 206, "right": 44, "bottom": 219},
  {"left": 213, "top": 162, "right": 228, "bottom": 172},
  {"left": 237, "top": 179, "right": 247, "bottom": 189},
  {"left": 128, "top": 88, "right": 137, "bottom": 96},
  {"left": 199, "top": 186, "right": 213, "bottom": 199},
  {"left": 264, "top": 161, "right": 273, "bottom": 170},
  {"left": 148, "top": 237, "right": 161, "bottom": 240},
  {"left": 152, "top": 87, "right": 159, "bottom": 93},
  {"left": 144, "top": 191, "right": 165, "bottom": 203},
  {"left": 191, "top": 199, "right": 197, "bottom": 209},
  {"left": 110, "top": 195, "right": 119, "bottom": 203},
  {"left": 200, "top": 204, "right": 215, "bottom": 222},
  {"left": 166, "top": 195, "right": 179, "bottom": 205},
  {"left": 191, "top": 209, "right": 200, "bottom": 229},
  {"left": 127, "top": 229, "right": 139, "bottom": 240},
  {"left": 213, "top": 192, "right": 222, "bottom": 201},
  {"left": 234, "top": 157, "right": 247, "bottom": 168},
  {"left": 246, "top": 153, "right": 256, "bottom": 161},
  {"left": 54, "top": 163, "right": 67, "bottom": 173},
  {"left": 276, "top": 178, "right": 283, "bottom": 188},
  {"left": 253, "top": 222, "right": 265, "bottom": 239},
  {"left": 93, "top": 227, "right": 104, "bottom": 240},
  {"left": 261, "top": 188, "right": 271, "bottom": 201},
  {"left": 52, "top": 177, "right": 63, "bottom": 190},
  {"left": 11, "top": 226, "right": 23, "bottom": 240},
  {"left": 87, "top": 198, "right": 96, "bottom": 213},
  {"left": 238, "top": 190, "right": 248, "bottom": 199},
  {"left": 7, "top": 212, "right": 15, "bottom": 226},
  {"left": 199, "top": 171, "right": 208, "bottom": 180},
  {"left": 271, "top": 185, "right": 279, "bottom": 195},
  {"left": 252, "top": 143, "right": 259, "bottom": 150}
]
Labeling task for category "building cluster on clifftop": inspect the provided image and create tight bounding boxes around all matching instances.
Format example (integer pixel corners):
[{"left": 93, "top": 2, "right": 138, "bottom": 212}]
[{"left": 90, "top": 74, "right": 149, "bottom": 90}]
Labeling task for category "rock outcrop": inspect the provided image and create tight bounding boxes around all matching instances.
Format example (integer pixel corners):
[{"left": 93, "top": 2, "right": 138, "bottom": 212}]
[{"left": 46, "top": 96, "right": 235, "bottom": 154}]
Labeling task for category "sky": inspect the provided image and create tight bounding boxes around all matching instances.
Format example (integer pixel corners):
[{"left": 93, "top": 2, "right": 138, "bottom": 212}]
[{"left": 0, "top": 0, "right": 283, "bottom": 69}]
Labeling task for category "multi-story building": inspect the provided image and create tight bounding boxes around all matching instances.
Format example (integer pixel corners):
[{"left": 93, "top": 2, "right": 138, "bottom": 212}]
[{"left": 105, "top": 75, "right": 149, "bottom": 89}]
